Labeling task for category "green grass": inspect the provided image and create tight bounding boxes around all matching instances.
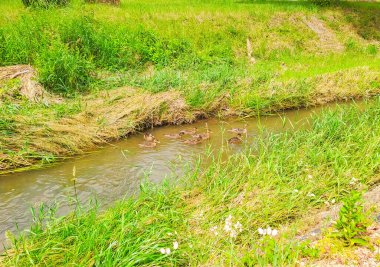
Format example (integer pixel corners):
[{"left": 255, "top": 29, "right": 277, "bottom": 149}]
[
  {"left": 0, "top": 0, "right": 379, "bottom": 98},
  {"left": 3, "top": 98, "right": 380, "bottom": 266},
  {"left": 0, "top": 0, "right": 379, "bottom": 172}
]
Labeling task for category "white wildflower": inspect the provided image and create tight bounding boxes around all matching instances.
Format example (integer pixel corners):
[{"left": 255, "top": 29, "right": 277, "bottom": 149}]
[
  {"left": 307, "top": 174, "right": 313, "bottom": 179},
  {"left": 224, "top": 215, "right": 233, "bottom": 233},
  {"left": 331, "top": 198, "right": 336, "bottom": 204},
  {"left": 165, "top": 248, "right": 171, "bottom": 255},
  {"left": 293, "top": 189, "right": 299, "bottom": 193},
  {"left": 224, "top": 224, "right": 231, "bottom": 232},
  {"left": 173, "top": 241, "right": 179, "bottom": 250},
  {"left": 307, "top": 193, "right": 316, "bottom": 198},
  {"left": 266, "top": 226, "right": 272, "bottom": 236},
  {"left": 230, "top": 230, "right": 237, "bottom": 238},
  {"left": 210, "top": 226, "right": 219, "bottom": 236},
  {"left": 160, "top": 248, "right": 166, "bottom": 254},
  {"left": 271, "top": 229, "right": 278, "bottom": 236},
  {"left": 258, "top": 228, "right": 265, "bottom": 235},
  {"left": 234, "top": 221, "right": 243, "bottom": 233}
]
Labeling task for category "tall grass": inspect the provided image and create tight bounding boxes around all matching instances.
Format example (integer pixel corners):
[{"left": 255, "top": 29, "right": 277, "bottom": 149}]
[
  {"left": 3, "top": 98, "right": 380, "bottom": 266},
  {"left": 0, "top": 0, "right": 379, "bottom": 97}
]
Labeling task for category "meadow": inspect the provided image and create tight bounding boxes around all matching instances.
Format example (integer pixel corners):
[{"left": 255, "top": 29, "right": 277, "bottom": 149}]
[
  {"left": 0, "top": 0, "right": 379, "bottom": 172},
  {"left": 1, "top": 0, "right": 380, "bottom": 265}
]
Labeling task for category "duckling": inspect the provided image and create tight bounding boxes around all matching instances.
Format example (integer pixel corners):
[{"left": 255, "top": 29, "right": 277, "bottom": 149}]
[
  {"left": 143, "top": 133, "right": 156, "bottom": 142},
  {"left": 179, "top": 127, "right": 197, "bottom": 135},
  {"left": 192, "top": 124, "right": 211, "bottom": 140},
  {"left": 164, "top": 132, "right": 185, "bottom": 139},
  {"left": 183, "top": 136, "right": 203, "bottom": 145},
  {"left": 139, "top": 139, "right": 159, "bottom": 148},
  {"left": 228, "top": 133, "right": 243, "bottom": 144},
  {"left": 228, "top": 124, "right": 247, "bottom": 135}
]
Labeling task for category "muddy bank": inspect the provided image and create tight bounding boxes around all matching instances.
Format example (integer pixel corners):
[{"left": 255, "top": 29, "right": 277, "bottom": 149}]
[{"left": 0, "top": 65, "right": 379, "bottom": 173}]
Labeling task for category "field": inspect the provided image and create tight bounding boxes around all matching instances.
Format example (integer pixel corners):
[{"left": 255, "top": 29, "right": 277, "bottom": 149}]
[
  {"left": 0, "top": 0, "right": 379, "bottom": 172},
  {"left": 1, "top": 0, "right": 380, "bottom": 265}
]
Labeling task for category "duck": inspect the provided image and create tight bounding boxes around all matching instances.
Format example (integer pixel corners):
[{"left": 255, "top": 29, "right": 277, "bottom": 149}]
[
  {"left": 183, "top": 136, "right": 203, "bottom": 145},
  {"left": 164, "top": 132, "right": 185, "bottom": 139},
  {"left": 228, "top": 133, "right": 243, "bottom": 144},
  {"left": 192, "top": 124, "right": 211, "bottom": 140},
  {"left": 143, "top": 133, "right": 156, "bottom": 142},
  {"left": 179, "top": 127, "right": 197, "bottom": 135},
  {"left": 139, "top": 139, "right": 159, "bottom": 148},
  {"left": 228, "top": 124, "right": 247, "bottom": 135}
]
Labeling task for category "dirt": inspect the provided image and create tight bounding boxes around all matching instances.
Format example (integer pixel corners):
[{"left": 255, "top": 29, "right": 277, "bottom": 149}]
[
  {"left": 295, "top": 183, "right": 380, "bottom": 266},
  {"left": 304, "top": 16, "right": 344, "bottom": 53}
]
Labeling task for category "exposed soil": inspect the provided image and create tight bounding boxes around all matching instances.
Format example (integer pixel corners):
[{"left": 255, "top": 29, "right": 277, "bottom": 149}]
[
  {"left": 295, "top": 183, "right": 380, "bottom": 266},
  {"left": 304, "top": 16, "right": 344, "bottom": 53}
]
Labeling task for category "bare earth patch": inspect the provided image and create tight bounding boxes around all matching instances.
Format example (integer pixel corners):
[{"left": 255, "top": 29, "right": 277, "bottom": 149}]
[
  {"left": 295, "top": 184, "right": 380, "bottom": 266},
  {"left": 304, "top": 16, "right": 344, "bottom": 53}
]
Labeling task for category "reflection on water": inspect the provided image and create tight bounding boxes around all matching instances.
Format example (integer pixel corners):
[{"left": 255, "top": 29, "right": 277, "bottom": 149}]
[{"left": 0, "top": 103, "right": 350, "bottom": 247}]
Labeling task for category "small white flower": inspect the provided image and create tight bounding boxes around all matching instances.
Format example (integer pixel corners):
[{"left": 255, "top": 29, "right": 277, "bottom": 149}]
[
  {"left": 307, "top": 174, "right": 313, "bottom": 179},
  {"left": 271, "top": 229, "right": 278, "bottom": 236},
  {"left": 224, "top": 224, "right": 231, "bottom": 232},
  {"left": 160, "top": 248, "right": 166, "bottom": 254},
  {"left": 165, "top": 248, "right": 171, "bottom": 255},
  {"left": 230, "top": 230, "right": 237, "bottom": 238},
  {"left": 234, "top": 221, "right": 243, "bottom": 233},
  {"left": 307, "top": 193, "right": 316, "bottom": 198},
  {"left": 331, "top": 198, "right": 336, "bottom": 204},
  {"left": 293, "top": 189, "right": 299, "bottom": 193},
  {"left": 258, "top": 227, "right": 266, "bottom": 235},
  {"left": 167, "top": 232, "right": 173, "bottom": 236},
  {"left": 210, "top": 226, "right": 219, "bottom": 236},
  {"left": 266, "top": 226, "right": 272, "bottom": 236},
  {"left": 173, "top": 241, "right": 179, "bottom": 250}
]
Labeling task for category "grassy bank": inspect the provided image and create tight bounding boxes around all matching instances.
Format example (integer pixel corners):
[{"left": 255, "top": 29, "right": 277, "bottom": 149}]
[
  {"left": 2, "top": 98, "right": 380, "bottom": 266},
  {"left": 0, "top": 0, "right": 379, "bottom": 172}
]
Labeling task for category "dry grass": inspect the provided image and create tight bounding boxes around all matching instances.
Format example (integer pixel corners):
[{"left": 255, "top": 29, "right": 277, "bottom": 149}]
[{"left": 1, "top": 64, "right": 380, "bottom": 173}]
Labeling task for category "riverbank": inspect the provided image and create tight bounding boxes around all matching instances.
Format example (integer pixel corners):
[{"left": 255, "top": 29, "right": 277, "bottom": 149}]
[
  {"left": 2, "top": 98, "right": 380, "bottom": 266},
  {"left": 1, "top": 0, "right": 380, "bottom": 173}
]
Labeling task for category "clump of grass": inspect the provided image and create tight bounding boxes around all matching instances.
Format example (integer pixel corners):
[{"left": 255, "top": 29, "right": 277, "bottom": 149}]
[
  {"left": 22, "top": 0, "right": 69, "bottom": 8},
  {"left": 3, "top": 98, "right": 380, "bottom": 265},
  {"left": 36, "top": 41, "right": 94, "bottom": 95}
]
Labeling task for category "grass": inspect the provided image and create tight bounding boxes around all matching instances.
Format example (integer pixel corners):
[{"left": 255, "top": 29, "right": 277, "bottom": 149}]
[
  {"left": 2, "top": 98, "right": 380, "bottom": 265},
  {"left": 0, "top": 0, "right": 379, "bottom": 172}
]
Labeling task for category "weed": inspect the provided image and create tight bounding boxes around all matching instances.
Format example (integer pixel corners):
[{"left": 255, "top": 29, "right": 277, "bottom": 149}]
[
  {"left": 22, "top": 0, "right": 69, "bottom": 9},
  {"left": 333, "top": 190, "right": 371, "bottom": 246}
]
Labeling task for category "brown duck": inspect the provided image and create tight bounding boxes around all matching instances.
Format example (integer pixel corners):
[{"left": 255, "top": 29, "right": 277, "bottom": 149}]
[
  {"left": 139, "top": 139, "right": 159, "bottom": 148},
  {"left": 228, "top": 124, "right": 247, "bottom": 135},
  {"left": 183, "top": 136, "right": 203, "bottom": 145},
  {"left": 228, "top": 133, "right": 243, "bottom": 144},
  {"left": 179, "top": 127, "right": 197, "bottom": 135},
  {"left": 144, "top": 133, "right": 156, "bottom": 142},
  {"left": 164, "top": 132, "right": 185, "bottom": 139},
  {"left": 192, "top": 124, "right": 211, "bottom": 140}
]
